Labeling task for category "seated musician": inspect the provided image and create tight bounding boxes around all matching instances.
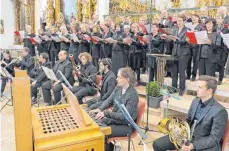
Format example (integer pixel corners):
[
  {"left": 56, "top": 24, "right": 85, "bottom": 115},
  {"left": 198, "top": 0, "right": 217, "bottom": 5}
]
[
  {"left": 71, "top": 52, "right": 98, "bottom": 104},
  {"left": 0, "top": 50, "right": 15, "bottom": 97},
  {"left": 89, "top": 67, "right": 139, "bottom": 151},
  {"left": 30, "top": 53, "right": 52, "bottom": 104},
  {"left": 86, "top": 58, "right": 116, "bottom": 109},
  {"left": 42, "top": 50, "right": 74, "bottom": 105},
  {"left": 15, "top": 47, "right": 35, "bottom": 77},
  {"left": 153, "top": 75, "right": 228, "bottom": 151}
]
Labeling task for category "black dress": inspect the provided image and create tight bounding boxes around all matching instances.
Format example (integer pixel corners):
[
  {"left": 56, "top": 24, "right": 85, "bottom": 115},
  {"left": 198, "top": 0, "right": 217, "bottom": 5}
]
[{"left": 24, "top": 33, "right": 36, "bottom": 56}]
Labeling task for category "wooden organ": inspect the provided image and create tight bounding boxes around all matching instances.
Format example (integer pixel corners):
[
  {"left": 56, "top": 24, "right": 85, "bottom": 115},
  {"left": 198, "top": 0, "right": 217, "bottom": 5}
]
[{"left": 13, "top": 71, "right": 111, "bottom": 151}]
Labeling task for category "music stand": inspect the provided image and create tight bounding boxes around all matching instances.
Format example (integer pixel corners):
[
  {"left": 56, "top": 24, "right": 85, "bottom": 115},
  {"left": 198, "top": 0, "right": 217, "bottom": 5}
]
[
  {"left": 147, "top": 53, "right": 177, "bottom": 87},
  {"left": 0, "top": 67, "right": 13, "bottom": 111}
]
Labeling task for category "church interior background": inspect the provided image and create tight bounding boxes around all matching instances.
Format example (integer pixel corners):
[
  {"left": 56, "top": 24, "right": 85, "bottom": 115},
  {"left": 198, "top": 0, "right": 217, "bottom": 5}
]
[{"left": 0, "top": 0, "right": 228, "bottom": 49}]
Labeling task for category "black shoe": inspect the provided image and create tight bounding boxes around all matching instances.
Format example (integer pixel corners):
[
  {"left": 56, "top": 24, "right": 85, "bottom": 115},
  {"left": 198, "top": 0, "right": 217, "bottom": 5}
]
[
  {"left": 32, "top": 98, "right": 37, "bottom": 105},
  {"left": 179, "top": 91, "right": 184, "bottom": 96},
  {"left": 186, "top": 76, "right": 190, "bottom": 80},
  {"left": 191, "top": 76, "right": 196, "bottom": 81},
  {"left": 218, "top": 80, "right": 222, "bottom": 85}
]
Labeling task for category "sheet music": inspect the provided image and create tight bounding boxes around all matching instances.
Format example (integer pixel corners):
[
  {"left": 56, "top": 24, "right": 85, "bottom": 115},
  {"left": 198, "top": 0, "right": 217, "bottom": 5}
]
[
  {"left": 92, "top": 36, "right": 103, "bottom": 41},
  {"left": 220, "top": 33, "right": 229, "bottom": 48},
  {"left": 33, "top": 36, "right": 42, "bottom": 44},
  {"left": 70, "top": 34, "right": 81, "bottom": 43},
  {"left": 194, "top": 30, "right": 208, "bottom": 44},
  {"left": 104, "top": 37, "right": 118, "bottom": 44},
  {"left": 0, "top": 67, "right": 13, "bottom": 79},
  {"left": 40, "top": 35, "right": 50, "bottom": 41},
  {"left": 42, "top": 66, "right": 58, "bottom": 81},
  {"left": 51, "top": 36, "right": 61, "bottom": 42},
  {"left": 185, "top": 22, "right": 194, "bottom": 31},
  {"left": 19, "top": 31, "right": 25, "bottom": 39},
  {"left": 60, "top": 36, "right": 70, "bottom": 43}
]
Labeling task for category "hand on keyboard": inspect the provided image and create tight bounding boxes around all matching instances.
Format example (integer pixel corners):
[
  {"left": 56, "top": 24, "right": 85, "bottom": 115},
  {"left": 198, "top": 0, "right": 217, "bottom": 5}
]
[
  {"left": 89, "top": 109, "right": 101, "bottom": 116},
  {"left": 95, "top": 111, "right": 104, "bottom": 120}
]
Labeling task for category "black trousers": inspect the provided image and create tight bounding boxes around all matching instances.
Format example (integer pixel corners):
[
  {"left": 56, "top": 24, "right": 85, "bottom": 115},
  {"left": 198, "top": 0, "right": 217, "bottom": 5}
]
[
  {"left": 198, "top": 58, "right": 216, "bottom": 76},
  {"left": 171, "top": 55, "right": 190, "bottom": 91},
  {"left": 41, "top": 80, "right": 63, "bottom": 105},
  {"left": 93, "top": 58, "right": 99, "bottom": 71},
  {"left": 86, "top": 96, "right": 104, "bottom": 110},
  {"left": 149, "top": 67, "right": 156, "bottom": 82},
  {"left": 1, "top": 77, "right": 8, "bottom": 93},
  {"left": 106, "top": 125, "right": 132, "bottom": 151},
  {"left": 31, "top": 82, "right": 41, "bottom": 98},
  {"left": 187, "top": 48, "right": 198, "bottom": 78},
  {"left": 153, "top": 135, "right": 176, "bottom": 151},
  {"left": 50, "top": 50, "right": 58, "bottom": 67},
  {"left": 71, "top": 86, "right": 97, "bottom": 104}
]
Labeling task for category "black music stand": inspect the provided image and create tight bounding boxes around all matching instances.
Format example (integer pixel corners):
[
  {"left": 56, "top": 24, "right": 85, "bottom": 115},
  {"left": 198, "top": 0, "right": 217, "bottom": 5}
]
[
  {"left": 144, "top": 53, "right": 177, "bottom": 133},
  {"left": 0, "top": 67, "right": 13, "bottom": 111}
]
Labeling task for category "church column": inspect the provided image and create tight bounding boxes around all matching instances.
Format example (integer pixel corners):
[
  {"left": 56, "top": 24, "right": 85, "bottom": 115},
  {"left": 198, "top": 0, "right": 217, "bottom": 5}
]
[
  {"left": 97, "top": 0, "right": 109, "bottom": 21},
  {"left": 55, "top": 0, "right": 61, "bottom": 22}
]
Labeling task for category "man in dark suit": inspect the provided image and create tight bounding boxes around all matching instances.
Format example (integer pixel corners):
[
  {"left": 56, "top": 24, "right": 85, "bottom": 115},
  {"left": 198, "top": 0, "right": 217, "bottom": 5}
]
[
  {"left": 16, "top": 47, "right": 35, "bottom": 77},
  {"left": 86, "top": 58, "right": 116, "bottom": 109},
  {"left": 41, "top": 50, "right": 74, "bottom": 105},
  {"left": 30, "top": 53, "right": 52, "bottom": 104},
  {"left": 153, "top": 75, "right": 228, "bottom": 151}
]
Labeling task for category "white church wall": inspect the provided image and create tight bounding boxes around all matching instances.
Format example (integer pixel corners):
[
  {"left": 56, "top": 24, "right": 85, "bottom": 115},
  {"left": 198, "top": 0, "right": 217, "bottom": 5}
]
[{"left": 0, "top": 0, "right": 15, "bottom": 49}]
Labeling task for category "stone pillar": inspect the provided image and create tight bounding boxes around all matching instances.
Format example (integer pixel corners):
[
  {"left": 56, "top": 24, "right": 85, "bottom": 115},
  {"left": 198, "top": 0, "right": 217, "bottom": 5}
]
[{"left": 97, "top": 0, "right": 109, "bottom": 21}]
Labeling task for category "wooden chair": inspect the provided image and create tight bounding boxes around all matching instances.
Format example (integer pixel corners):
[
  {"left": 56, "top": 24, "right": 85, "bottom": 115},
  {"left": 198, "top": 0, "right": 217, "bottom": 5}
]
[
  {"left": 107, "top": 99, "right": 146, "bottom": 151},
  {"left": 222, "top": 119, "right": 229, "bottom": 151}
]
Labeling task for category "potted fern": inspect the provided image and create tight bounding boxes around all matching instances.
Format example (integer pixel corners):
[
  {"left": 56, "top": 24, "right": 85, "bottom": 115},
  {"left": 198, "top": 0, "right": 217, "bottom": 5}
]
[{"left": 146, "top": 81, "right": 164, "bottom": 108}]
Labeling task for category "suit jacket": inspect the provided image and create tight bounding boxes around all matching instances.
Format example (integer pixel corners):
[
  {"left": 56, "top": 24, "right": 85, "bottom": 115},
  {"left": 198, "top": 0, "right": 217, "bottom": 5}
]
[
  {"left": 30, "top": 61, "right": 52, "bottom": 84},
  {"left": 160, "top": 18, "right": 172, "bottom": 28},
  {"left": 78, "top": 32, "right": 91, "bottom": 53},
  {"left": 186, "top": 97, "right": 228, "bottom": 151},
  {"left": 223, "top": 15, "right": 229, "bottom": 25},
  {"left": 197, "top": 32, "right": 222, "bottom": 64},
  {"left": 101, "top": 31, "right": 113, "bottom": 58},
  {"left": 53, "top": 59, "right": 74, "bottom": 85},
  {"left": 100, "top": 70, "right": 116, "bottom": 102},
  {"left": 24, "top": 33, "right": 36, "bottom": 56},
  {"left": 78, "top": 62, "right": 97, "bottom": 88},
  {"left": 18, "top": 54, "right": 35, "bottom": 77},
  {"left": 171, "top": 26, "right": 190, "bottom": 57}
]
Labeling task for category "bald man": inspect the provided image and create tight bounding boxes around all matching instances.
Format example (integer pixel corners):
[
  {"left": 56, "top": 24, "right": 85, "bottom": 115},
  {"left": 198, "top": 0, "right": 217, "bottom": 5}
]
[{"left": 41, "top": 50, "right": 74, "bottom": 105}]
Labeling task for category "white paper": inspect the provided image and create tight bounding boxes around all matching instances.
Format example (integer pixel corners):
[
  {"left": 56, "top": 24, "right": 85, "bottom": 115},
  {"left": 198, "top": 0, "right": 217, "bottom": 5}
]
[
  {"left": 70, "top": 34, "right": 81, "bottom": 43},
  {"left": 51, "top": 36, "right": 61, "bottom": 42},
  {"left": 42, "top": 66, "right": 57, "bottom": 81},
  {"left": 194, "top": 30, "right": 208, "bottom": 44},
  {"left": 0, "top": 67, "right": 12, "bottom": 79},
  {"left": 104, "top": 37, "right": 118, "bottom": 44},
  {"left": 220, "top": 33, "right": 229, "bottom": 48},
  {"left": 185, "top": 22, "right": 194, "bottom": 31},
  {"left": 92, "top": 36, "right": 103, "bottom": 41},
  {"left": 40, "top": 35, "right": 50, "bottom": 41},
  {"left": 33, "top": 36, "right": 42, "bottom": 44},
  {"left": 19, "top": 31, "right": 25, "bottom": 39},
  {"left": 60, "top": 35, "right": 70, "bottom": 43}
]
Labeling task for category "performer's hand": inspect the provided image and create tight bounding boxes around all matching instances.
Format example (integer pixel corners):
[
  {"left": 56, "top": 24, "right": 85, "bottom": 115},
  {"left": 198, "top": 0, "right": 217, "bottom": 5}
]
[
  {"left": 95, "top": 111, "right": 105, "bottom": 120},
  {"left": 186, "top": 37, "right": 190, "bottom": 43},
  {"left": 160, "top": 34, "right": 167, "bottom": 39},
  {"left": 89, "top": 109, "right": 101, "bottom": 115},
  {"left": 207, "top": 39, "right": 211, "bottom": 44},
  {"left": 53, "top": 81, "right": 59, "bottom": 87},
  {"left": 31, "top": 81, "right": 37, "bottom": 86},
  {"left": 181, "top": 143, "right": 194, "bottom": 151}
]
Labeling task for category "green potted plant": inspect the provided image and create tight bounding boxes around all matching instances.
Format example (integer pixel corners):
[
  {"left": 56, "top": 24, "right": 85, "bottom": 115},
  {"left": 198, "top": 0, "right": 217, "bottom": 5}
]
[{"left": 146, "top": 81, "right": 164, "bottom": 108}]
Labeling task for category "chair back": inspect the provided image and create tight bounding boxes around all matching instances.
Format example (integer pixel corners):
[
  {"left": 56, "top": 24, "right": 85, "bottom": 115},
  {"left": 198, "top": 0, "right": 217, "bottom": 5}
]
[
  {"left": 131, "top": 99, "right": 146, "bottom": 137},
  {"left": 96, "top": 75, "right": 102, "bottom": 86},
  {"left": 222, "top": 119, "right": 229, "bottom": 151}
]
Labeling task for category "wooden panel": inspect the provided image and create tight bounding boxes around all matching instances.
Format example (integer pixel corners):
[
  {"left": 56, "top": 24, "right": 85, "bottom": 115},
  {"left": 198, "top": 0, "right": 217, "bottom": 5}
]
[
  {"left": 13, "top": 77, "right": 33, "bottom": 151},
  {"left": 15, "top": 70, "right": 27, "bottom": 77}
]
